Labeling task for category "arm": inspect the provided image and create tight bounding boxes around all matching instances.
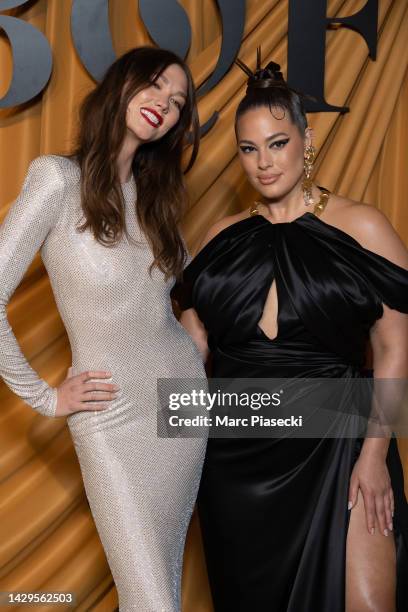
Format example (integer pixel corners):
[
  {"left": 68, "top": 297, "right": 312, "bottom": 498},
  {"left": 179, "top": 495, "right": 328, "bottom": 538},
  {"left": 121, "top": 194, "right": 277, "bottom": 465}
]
[
  {"left": 352, "top": 206, "right": 408, "bottom": 455},
  {"left": 347, "top": 205, "right": 408, "bottom": 534},
  {"left": 0, "top": 156, "right": 64, "bottom": 417},
  {"left": 180, "top": 307, "right": 209, "bottom": 361},
  {"left": 177, "top": 216, "right": 238, "bottom": 361}
]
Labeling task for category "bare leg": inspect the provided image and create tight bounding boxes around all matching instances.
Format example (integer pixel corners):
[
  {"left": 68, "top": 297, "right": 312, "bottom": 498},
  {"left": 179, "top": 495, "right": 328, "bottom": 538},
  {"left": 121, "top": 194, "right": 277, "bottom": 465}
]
[{"left": 346, "top": 490, "right": 396, "bottom": 612}]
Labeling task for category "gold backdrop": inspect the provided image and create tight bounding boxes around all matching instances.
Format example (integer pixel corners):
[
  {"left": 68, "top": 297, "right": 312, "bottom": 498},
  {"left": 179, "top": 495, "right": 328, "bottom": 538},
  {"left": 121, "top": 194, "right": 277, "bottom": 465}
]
[{"left": 0, "top": 1, "right": 407, "bottom": 610}]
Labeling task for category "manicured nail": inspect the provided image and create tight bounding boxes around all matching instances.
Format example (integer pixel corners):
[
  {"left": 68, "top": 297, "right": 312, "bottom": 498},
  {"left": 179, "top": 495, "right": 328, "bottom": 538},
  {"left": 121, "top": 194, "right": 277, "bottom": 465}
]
[
  {"left": 388, "top": 523, "right": 393, "bottom": 531},
  {"left": 348, "top": 501, "right": 353, "bottom": 510},
  {"left": 371, "top": 527, "right": 375, "bottom": 535},
  {"left": 384, "top": 529, "right": 389, "bottom": 536}
]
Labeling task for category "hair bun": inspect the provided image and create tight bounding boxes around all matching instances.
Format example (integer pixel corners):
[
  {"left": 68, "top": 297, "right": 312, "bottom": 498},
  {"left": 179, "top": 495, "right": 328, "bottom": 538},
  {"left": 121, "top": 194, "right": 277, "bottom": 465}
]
[
  {"left": 247, "top": 61, "right": 286, "bottom": 90},
  {"left": 235, "top": 49, "right": 287, "bottom": 94}
]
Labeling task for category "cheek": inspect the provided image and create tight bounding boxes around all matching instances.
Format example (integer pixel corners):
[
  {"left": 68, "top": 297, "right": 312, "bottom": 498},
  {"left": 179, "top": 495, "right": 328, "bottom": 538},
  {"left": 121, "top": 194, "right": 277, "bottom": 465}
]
[
  {"left": 279, "top": 146, "right": 304, "bottom": 175},
  {"left": 126, "top": 88, "right": 151, "bottom": 117},
  {"left": 168, "top": 111, "right": 180, "bottom": 129},
  {"left": 126, "top": 100, "right": 140, "bottom": 122},
  {"left": 127, "top": 90, "right": 144, "bottom": 111},
  {"left": 125, "top": 109, "right": 133, "bottom": 129}
]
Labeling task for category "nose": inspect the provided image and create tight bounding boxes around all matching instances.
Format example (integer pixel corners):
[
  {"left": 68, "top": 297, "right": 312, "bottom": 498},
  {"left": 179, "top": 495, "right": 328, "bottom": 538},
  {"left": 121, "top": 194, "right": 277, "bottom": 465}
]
[
  {"left": 155, "top": 94, "right": 169, "bottom": 115},
  {"left": 257, "top": 149, "right": 272, "bottom": 170}
]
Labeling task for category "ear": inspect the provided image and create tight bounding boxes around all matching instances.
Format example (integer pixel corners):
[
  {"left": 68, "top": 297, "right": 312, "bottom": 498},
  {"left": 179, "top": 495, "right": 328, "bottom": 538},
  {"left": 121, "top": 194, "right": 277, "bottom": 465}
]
[{"left": 304, "top": 127, "right": 314, "bottom": 148}]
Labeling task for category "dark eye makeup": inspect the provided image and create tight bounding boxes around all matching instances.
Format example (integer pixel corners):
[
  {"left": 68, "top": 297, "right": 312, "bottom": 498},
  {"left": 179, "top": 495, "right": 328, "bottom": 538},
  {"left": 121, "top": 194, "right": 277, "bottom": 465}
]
[
  {"left": 239, "top": 138, "right": 290, "bottom": 153},
  {"left": 270, "top": 138, "right": 290, "bottom": 149}
]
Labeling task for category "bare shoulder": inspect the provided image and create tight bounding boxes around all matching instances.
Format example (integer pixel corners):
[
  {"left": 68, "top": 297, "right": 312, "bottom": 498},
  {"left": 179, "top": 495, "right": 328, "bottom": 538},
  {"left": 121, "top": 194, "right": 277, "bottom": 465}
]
[
  {"left": 324, "top": 193, "right": 408, "bottom": 268},
  {"left": 196, "top": 210, "right": 250, "bottom": 254}
]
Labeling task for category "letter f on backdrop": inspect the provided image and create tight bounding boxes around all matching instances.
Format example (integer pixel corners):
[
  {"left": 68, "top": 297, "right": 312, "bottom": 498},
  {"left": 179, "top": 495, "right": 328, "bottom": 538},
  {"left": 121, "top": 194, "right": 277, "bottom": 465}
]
[{"left": 287, "top": 0, "right": 378, "bottom": 113}]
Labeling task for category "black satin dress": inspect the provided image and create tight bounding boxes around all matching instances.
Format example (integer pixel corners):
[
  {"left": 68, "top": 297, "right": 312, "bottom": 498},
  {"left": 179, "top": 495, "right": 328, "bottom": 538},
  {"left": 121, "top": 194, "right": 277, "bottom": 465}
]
[{"left": 171, "top": 211, "right": 408, "bottom": 612}]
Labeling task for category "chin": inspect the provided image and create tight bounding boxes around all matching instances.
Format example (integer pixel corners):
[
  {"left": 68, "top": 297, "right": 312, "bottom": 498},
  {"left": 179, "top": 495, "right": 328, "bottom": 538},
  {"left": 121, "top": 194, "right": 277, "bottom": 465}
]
[
  {"left": 127, "top": 127, "right": 152, "bottom": 145},
  {"left": 257, "top": 184, "right": 285, "bottom": 200},
  {"left": 257, "top": 178, "right": 300, "bottom": 201}
]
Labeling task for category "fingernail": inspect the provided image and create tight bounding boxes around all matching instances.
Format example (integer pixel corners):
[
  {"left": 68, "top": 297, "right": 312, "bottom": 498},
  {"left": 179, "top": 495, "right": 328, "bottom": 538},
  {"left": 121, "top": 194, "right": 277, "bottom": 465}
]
[
  {"left": 384, "top": 529, "right": 389, "bottom": 536},
  {"left": 389, "top": 523, "right": 393, "bottom": 531},
  {"left": 348, "top": 501, "right": 353, "bottom": 510},
  {"left": 371, "top": 527, "right": 375, "bottom": 535},
  {"left": 113, "top": 384, "right": 120, "bottom": 390}
]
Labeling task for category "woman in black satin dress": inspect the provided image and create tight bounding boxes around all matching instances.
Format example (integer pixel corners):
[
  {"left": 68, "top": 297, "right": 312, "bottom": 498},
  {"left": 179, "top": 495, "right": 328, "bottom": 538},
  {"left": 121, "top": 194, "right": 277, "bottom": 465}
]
[{"left": 171, "top": 60, "right": 408, "bottom": 612}]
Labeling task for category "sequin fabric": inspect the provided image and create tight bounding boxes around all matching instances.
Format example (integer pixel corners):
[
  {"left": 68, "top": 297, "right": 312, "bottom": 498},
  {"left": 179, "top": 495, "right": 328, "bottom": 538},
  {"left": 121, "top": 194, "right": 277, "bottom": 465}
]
[{"left": 0, "top": 155, "right": 207, "bottom": 611}]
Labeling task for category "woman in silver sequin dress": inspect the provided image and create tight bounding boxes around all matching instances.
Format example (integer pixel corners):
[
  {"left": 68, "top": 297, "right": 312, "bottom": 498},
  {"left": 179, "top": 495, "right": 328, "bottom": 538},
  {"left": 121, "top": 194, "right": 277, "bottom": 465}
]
[{"left": 0, "top": 47, "right": 207, "bottom": 611}]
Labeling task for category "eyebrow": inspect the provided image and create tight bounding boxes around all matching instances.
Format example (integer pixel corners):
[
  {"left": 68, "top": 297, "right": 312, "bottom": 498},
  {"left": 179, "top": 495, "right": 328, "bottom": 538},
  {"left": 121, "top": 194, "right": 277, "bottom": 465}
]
[
  {"left": 158, "top": 73, "right": 187, "bottom": 99},
  {"left": 239, "top": 132, "right": 289, "bottom": 144}
]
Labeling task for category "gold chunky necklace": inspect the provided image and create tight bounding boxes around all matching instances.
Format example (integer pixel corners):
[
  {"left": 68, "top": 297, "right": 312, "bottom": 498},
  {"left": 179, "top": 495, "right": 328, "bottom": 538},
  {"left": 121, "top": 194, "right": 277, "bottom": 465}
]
[{"left": 249, "top": 187, "right": 330, "bottom": 218}]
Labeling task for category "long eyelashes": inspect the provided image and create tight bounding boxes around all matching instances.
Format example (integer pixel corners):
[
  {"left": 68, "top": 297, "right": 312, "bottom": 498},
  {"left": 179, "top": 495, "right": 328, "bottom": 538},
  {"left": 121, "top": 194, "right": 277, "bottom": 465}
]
[
  {"left": 239, "top": 138, "right": 290, "bottom": 154},
  {"left": 271, "top": 138, "right": 290, "bottom": 149},
  {"left": 239, "top": 145, "right": 256, "bottom": 153}
]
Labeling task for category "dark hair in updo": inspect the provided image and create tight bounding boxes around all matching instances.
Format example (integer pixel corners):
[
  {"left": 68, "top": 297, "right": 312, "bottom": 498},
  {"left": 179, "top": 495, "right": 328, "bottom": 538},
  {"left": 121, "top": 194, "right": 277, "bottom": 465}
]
[{"left": 234, "top": 60, "right": 308, "bottom": 136}]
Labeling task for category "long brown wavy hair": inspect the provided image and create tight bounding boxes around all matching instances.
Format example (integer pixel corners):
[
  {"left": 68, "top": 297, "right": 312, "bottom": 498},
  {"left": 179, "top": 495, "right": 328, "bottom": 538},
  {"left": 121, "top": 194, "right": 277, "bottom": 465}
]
[{"left": 68, "top": 46, "right": 200, "bottom": 280}]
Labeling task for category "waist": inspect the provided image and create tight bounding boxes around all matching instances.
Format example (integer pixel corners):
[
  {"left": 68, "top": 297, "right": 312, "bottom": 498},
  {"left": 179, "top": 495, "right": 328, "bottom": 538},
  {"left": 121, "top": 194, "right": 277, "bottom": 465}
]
[{"left": 213, "top": 338, "right": 361, "bottom": 377}]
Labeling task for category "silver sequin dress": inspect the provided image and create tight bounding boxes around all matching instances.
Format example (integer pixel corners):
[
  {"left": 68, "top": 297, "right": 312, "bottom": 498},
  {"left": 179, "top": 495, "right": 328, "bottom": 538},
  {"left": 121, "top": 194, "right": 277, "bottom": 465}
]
[{"left": 0, "top": 155, "right": 207, "bottom": 611}]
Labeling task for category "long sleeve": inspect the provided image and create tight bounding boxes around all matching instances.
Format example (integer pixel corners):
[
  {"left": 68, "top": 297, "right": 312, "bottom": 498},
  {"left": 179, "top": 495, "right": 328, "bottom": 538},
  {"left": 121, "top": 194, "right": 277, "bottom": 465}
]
[{"left": 0, "top": 155, "right": 65, "bottom": 417}]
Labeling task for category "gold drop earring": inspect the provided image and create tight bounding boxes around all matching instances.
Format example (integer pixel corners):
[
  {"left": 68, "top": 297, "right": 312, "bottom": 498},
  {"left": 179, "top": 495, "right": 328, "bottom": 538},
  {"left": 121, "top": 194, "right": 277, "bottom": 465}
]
[{"left": 302, "top": 145, "right": 316, "bottom": 206}]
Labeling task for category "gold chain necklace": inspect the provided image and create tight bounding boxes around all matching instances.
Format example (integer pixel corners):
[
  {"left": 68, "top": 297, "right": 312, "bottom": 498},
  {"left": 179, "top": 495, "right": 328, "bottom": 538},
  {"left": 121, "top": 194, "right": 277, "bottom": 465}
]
[{"left": 249, "top": 187, "right": 330, "bottom": 218}]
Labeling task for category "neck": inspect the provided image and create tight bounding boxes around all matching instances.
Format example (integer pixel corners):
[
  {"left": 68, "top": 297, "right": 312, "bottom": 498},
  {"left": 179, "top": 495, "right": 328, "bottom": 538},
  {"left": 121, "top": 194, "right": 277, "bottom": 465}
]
[
  {"left": 116, "top": 130, "right": 141, "bottom": 183},
  {"left": 259, "top": 179, "right": 322, "bottom": 223}
]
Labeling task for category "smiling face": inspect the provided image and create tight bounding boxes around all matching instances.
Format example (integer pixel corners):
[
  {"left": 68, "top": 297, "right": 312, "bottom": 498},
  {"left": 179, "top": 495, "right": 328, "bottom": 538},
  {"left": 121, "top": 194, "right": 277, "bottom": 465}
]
[
  {"left": 236, "top": 106, "right": 311, "bottom": 201},
  {"left": 126, "top": 63, "right": 188, "bottom": 144}
]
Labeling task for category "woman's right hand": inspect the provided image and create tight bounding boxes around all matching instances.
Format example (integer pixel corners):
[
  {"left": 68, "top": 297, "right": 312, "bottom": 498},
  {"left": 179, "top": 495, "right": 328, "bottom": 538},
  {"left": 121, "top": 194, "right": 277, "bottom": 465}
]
[{"left": 55, "top": 369, "right": 119, "bottom": 417}]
